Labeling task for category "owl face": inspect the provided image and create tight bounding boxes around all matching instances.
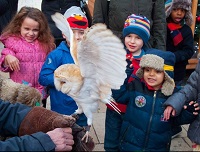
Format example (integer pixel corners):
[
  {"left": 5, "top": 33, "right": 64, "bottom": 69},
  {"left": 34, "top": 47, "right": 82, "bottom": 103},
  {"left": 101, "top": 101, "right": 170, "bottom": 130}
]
[{"left": 54, "top": 64, "right": 83, "bottom": 95}]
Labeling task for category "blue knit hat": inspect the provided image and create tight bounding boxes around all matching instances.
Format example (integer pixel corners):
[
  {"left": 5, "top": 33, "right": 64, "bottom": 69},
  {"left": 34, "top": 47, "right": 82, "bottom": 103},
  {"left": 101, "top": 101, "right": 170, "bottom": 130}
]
[
  {"left": 136, "top": 49, "right": 176, "bottom": 96},
  {"left": 122, "top": 14, "right": 150, "bottom": 43}
]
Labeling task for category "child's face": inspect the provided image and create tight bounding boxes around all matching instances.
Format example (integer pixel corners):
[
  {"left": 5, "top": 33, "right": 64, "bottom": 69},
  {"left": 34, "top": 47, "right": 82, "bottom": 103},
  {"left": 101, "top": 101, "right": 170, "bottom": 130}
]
[
  {"left": 143, "top": 67, "right": 165, "bottom": 90},
  {"left": 20, "top": 17, "right": 39, "bottom": 43},
  {"left": 64, "top": 29, "right": 85, "bottom": 46},
  {"left": 170, "top": 8, "right": 186, "bottom": 24},
  {"left": 72, "top": 29, "right": 85, "bottom": 41},
  {"left": 125, "top": 33, "right": 143, "bottom": 56}
]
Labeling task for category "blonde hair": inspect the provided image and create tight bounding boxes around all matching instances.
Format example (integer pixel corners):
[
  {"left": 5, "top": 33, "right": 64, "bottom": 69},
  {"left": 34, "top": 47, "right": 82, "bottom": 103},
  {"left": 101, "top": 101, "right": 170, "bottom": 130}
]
[{"left": 2, "top": 6, "right": 55, "bottom": 54}]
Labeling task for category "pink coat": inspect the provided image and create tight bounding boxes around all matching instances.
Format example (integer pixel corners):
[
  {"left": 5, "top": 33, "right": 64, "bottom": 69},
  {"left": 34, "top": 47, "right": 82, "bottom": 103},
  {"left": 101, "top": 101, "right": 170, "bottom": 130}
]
[{"left": 0, "top": 35, "right": 48, "bottom": 99}]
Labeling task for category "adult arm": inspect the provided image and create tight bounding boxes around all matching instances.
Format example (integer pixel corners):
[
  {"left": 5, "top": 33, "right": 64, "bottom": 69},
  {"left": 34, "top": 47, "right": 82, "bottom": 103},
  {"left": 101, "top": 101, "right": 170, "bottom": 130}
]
[
  {"left": 164, "top": 60, "right": 200, "bottom": 115},
  {"left": 150, "top": 0, "right": 166, "bottom": 50},
  {"left": 0, "top": 132, "right": 56, "bottom": 151},
  {"left": 92, "top": 0, "right": 108, "bottom": 26},
  {"left": 0, "top": 100, "right": 56, "bottom": 151}
]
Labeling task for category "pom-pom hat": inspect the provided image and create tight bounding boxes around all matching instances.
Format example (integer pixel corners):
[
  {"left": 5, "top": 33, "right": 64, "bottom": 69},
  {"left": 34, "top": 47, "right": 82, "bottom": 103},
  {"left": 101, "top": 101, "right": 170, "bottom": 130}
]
[
  {"left": 64, "top": 6, "right": 88, "bottom": 29},
  {"left": 165, "top": 0, "right": 193, "bottom": 26},
  {"left": 123, "top": 14, "right": 150, "bottom": 43},
  {"left": 136, "top": 49, "right": 176, "bottom": 96}
]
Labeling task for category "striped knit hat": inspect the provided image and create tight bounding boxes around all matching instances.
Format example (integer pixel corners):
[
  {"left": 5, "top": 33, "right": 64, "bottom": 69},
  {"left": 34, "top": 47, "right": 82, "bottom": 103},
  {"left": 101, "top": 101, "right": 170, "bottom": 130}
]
[
  {"left": 165, "top": 0, "right": 193, "bottom": 26},
  {"left": 123, "top": 14, "right": 150, "bottom": 43},
  {"left": 64, "top": 6, "right": 88, "bottom": 29}
]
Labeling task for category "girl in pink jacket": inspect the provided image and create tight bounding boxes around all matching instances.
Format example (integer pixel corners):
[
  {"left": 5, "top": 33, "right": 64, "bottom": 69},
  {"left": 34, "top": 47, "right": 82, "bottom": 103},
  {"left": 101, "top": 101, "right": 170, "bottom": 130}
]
[{"left": 0, "top": 6, "right": 55, "bottom": 107}]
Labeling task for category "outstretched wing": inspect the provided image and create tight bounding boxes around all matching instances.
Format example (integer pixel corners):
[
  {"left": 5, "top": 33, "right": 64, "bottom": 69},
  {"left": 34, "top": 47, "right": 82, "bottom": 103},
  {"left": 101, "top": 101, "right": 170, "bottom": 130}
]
[
  {"left": 51, "top": 13, "right": 78, "bottom": 64},
  {"left": 77, "top": 23, "right": 127, "bottom": 99}
]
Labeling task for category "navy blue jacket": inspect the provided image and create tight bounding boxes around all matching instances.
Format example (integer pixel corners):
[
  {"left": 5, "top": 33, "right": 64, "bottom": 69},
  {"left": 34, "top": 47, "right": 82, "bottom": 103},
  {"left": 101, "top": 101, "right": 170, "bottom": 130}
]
[
  {"left": 112, "top": 78, "right": 196, "bottom": 151},
  {"left": 166, "top": 24, "right": 194, "bottom": 82},
  {"left": 0, "top": 100, "right": 56, "bottom": 151},
  {"left": 39, "top": 41, "right": 87, "bottom": 126}
]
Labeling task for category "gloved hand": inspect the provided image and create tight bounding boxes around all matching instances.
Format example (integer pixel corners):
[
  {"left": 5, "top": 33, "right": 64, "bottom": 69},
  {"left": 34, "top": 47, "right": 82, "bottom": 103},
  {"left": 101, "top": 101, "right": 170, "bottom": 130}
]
[
  {"left": 72, "top": 123, "right": 95, "bottom": 151},
  {"left": 19, "top": 107, "right": 95, "bottom": 151},
  {"left": 19, "top": 106, "right": 75, "bottom": 136},
  {"left": 184, "top": 101, "right": 199, "bottom": 114}
]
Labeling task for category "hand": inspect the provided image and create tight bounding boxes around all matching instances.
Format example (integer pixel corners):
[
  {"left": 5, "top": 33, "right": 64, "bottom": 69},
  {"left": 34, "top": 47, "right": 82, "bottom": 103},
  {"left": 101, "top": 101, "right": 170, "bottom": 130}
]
[
  {"left": 163, "top": 106, "right": 176, "bottom": 121},
  {"left": 126, "top": 54, "right": 133, "bottom": 68},
  {"left": 184, "top": 101, "right": 200, "bottom": 115},
  {"left": 47, "top": 128, "right": 74, "bottom": 151},
  {"left": 5, "top": 54, "right": 20, "bottom": 71}
]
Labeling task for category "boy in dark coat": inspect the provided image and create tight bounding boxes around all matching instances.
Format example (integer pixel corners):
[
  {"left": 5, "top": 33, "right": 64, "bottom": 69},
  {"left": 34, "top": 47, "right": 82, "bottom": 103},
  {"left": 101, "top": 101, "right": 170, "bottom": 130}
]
[
  {"left": 113, "top": 49, "right": 198, "bottom": 151},
  {"left": 165, "top": 0, "right": 194, "bottom": 137}
]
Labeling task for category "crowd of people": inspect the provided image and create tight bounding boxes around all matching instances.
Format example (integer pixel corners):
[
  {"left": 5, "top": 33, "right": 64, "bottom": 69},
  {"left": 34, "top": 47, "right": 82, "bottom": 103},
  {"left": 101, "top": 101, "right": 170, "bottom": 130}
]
[{"left": 0, "top": 0, "right": 200, "bottom": 151}]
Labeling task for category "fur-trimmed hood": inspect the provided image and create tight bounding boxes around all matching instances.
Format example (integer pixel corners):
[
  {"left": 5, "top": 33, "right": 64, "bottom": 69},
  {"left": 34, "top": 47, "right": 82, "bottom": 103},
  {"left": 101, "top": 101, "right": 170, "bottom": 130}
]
[
  {"left": 165, "top": 0, "right": 193, "bottom": 26},
  {"left": 136, "top": 49, "right": 176, "bottom": 96}
]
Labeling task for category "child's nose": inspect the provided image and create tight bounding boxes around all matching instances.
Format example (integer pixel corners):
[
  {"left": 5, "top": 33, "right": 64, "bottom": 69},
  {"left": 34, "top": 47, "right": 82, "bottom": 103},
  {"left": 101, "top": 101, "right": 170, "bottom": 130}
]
[
  {"left": 149, "top": 70, "right": 155, "bottom": 75},
  {"left": 131, "top": 38, "right": 135, "bottom": 43}
]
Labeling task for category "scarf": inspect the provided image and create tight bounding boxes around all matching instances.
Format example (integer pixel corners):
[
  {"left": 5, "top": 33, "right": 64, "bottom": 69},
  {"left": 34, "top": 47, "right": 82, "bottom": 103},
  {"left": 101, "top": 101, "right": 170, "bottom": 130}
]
[{"left": 167, "top": 22, "right": 183, "bottom": 46}]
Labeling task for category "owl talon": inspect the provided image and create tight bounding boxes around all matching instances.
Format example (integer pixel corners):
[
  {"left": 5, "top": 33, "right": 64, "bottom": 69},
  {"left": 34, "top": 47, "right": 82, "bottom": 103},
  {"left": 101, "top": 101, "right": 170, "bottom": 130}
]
[{"left": 71, "top": 113, "right": 79, "bottom": 120}]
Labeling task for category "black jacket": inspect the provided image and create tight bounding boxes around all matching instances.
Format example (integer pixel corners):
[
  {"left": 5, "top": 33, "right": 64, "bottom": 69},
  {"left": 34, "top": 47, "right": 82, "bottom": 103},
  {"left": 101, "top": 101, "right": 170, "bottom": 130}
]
[
  {"left": 41, "top": 0, "right": 80, "bottom": 44},
  {"left": 0, "top": 0, "right": 18, "bottom": 33}
]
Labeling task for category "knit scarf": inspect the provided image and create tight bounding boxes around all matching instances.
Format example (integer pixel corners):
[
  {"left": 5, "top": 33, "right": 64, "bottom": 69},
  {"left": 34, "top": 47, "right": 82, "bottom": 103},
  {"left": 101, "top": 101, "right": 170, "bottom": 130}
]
[{"left": 167, "top": 22, "right": 183, "bottom": 46}]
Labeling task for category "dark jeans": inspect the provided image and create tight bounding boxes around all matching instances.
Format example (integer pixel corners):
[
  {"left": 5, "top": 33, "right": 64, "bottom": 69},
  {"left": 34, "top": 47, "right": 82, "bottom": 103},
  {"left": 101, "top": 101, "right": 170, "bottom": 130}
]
[{"left": 104, "top": 108, "right": 124, "bottom": 151}]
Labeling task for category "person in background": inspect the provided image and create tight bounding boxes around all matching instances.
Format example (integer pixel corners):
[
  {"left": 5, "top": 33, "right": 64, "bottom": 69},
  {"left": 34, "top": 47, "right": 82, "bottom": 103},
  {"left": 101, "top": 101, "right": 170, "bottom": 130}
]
[
  {"left": 113, "top": 49, "right": 198, "bottom": 151},
  {"left": 39, "top": 6, "right": 88, "bottom": 127},
  {"left": 165, "top": 0, "right": 194, "bottom": 137},
  {"left": 104, "top": 14, "right": 150, "bottom": 151},
  {"left": 0, "top": 7, "right": 55, "bottom": 108},
  {"left": 0, "top": 0, "right": 18, "bottom": 34},
  {"left": 92, "top": 0, "right": 166, "bottom": 51},
  {"left": 41, "top": 0, "right": 80, "bottom": 46}
]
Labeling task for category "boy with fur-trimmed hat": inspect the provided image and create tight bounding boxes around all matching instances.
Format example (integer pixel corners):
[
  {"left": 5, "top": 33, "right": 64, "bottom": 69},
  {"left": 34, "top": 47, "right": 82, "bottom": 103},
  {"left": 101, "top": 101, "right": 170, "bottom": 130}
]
[
  {"left": 39, "top": 6, "right": 88, "bottom": 127},
  {"left": 104, "top": 14, "right": 150, "bottom": 151},
  {"left": 165, "top": 0, "right": 194, "bottom": 85},
  {"left": 165, "top": 0, "right": 194, "bottom": 138},
  {"left": 112, "top": 48, "right": 198, "bottom": 151}
]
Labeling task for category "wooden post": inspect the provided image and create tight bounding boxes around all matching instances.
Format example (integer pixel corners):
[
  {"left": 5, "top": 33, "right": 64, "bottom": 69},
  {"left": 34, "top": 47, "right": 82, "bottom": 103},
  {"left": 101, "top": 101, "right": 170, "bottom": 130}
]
[
  {"left": 186, "top": 0, "right": 199, "bottom": 70},
  {"left": 190, "top": 0, "right": 198, "bottom": 36}
]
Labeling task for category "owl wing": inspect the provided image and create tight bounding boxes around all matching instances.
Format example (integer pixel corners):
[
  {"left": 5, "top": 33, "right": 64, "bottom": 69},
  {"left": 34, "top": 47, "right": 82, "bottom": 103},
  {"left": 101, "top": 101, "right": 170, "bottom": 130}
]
[
  {"left": 77, "top": 23, "right": 127, "bottom": 100},
  {"left": 51, "top": 12, "right": 78, "bottom": 64}
]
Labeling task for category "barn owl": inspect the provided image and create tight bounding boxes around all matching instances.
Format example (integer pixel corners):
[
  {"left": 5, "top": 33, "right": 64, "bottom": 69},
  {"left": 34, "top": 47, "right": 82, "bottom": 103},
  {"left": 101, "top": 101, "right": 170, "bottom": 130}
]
[{"left": 52, "top": 12, "right": 127, "bottom": 142}]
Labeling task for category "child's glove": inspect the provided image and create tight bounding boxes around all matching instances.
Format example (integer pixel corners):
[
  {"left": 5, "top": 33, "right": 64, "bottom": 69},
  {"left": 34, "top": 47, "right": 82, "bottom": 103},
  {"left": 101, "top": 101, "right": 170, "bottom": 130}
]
[{"left": 184, "top": 101, "right": 199, "bottom": 114}]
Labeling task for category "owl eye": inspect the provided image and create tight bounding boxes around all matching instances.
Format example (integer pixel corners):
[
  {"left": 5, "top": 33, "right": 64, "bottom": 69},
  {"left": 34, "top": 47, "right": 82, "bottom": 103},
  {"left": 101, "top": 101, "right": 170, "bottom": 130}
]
[{"left": 60, "top": 81, "right": 65, "bottom": 85}]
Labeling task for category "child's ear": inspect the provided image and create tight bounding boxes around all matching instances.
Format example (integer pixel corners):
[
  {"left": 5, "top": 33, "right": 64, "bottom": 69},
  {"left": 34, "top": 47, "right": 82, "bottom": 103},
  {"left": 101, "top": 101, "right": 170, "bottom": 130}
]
[{"left": 62, "top": 34, "right": 70, "bottom": 46}]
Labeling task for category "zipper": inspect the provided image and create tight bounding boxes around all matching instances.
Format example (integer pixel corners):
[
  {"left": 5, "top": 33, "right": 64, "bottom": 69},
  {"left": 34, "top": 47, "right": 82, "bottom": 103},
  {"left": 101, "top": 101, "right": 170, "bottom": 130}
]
[{"left": 143, "top": 91, "right": 157, "bottom": 150}]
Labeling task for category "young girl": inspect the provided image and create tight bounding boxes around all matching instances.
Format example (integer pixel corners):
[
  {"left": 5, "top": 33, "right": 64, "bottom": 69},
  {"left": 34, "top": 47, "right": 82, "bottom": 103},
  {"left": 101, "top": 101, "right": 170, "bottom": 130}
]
[{"left": 0, "top": 6, "right": 55, "bottom": 107}]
